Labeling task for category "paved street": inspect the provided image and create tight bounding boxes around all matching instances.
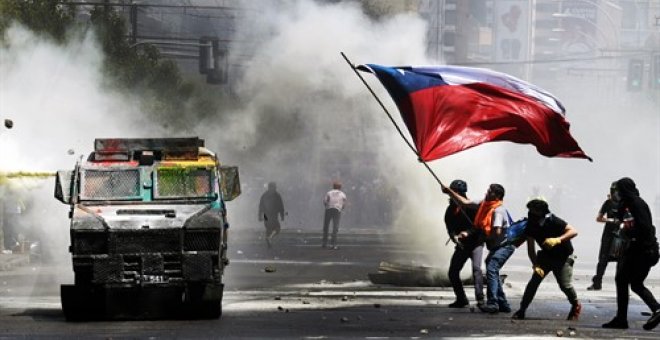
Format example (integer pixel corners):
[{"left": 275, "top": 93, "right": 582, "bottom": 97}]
[{"left": 0, "top": 228, "right": 659, "bottom": 339}]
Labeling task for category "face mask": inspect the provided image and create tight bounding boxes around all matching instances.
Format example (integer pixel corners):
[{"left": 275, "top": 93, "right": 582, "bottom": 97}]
[{"left": 527, "top": 212, "right": 544, "bottom": 224}]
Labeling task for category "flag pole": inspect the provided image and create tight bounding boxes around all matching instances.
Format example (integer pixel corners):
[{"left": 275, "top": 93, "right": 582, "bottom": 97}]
[
  {"left": 340, "top": 52, "right": 444, "bottom": 188},
  {"left": 341, "top": 52, "right": 476, "bottom": 240}
]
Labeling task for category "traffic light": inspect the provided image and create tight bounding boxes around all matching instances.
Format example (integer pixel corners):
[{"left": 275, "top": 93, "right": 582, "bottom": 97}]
[
  {"left": 198, "top": 37, "right": 227, "bottom": 84},
  {"left": 627, "top": 59, "right": 644, "bottom": 92},
  {"left": 652, "top": 54, "right": 660, "bottom": 90},
  {"left": 199, "top": 37, "right": 213, "bottom": 75}
]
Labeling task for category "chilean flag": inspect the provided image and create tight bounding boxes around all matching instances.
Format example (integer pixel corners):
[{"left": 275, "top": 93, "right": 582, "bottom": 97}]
[{"left": 358, "top": 64, "right": 592, "bottom": 162}]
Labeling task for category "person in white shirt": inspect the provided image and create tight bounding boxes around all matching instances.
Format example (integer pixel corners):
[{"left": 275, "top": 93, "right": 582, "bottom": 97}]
[{"left": 322, "top": 182, "right": 347, "bottom": 249}]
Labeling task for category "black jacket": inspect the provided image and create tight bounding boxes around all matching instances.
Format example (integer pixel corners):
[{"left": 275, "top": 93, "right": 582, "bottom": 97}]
[
  {"left": 444, "top": 203, "right": 481, "bottom": 248},
  {"left": 616, "top": 178, "right": 659, "bottom": 260}
]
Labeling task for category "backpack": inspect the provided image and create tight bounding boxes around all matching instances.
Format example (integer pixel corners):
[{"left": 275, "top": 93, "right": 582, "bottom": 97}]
[{"left": 502, "top": 211, "right": 528, "bottom": 246}]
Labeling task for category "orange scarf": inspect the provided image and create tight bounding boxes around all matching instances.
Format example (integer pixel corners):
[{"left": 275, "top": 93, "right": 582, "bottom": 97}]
[{"left": 473, "top": 199, "right": 503, "bottom": 237}]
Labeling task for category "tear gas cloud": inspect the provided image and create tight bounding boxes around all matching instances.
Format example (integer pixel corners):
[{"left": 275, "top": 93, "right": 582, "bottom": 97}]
[
  {"left": 195, "top": 0, "right": 506, "bottom": 267},
  {"left": 1, "top": 0, "right": 659, "bottom": 279},
  {"left": 201, "top": 0, "right": 659, "bottom": 274},
  {"left": 0, "top": 25, "right": 165, "bottom": 266}
]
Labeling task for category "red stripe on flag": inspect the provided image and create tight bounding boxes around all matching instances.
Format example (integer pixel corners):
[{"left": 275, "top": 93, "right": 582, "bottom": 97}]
[{"left": 405, "top": 82, "right": 591, "bottom": 161}]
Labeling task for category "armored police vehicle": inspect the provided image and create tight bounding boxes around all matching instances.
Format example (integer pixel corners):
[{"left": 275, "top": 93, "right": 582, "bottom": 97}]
[{"left": 55, "top": 138, "right": 240, "bottom": 320}]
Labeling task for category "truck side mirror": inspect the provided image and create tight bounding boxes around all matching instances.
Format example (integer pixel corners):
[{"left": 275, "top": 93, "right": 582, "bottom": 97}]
[
  {"left": 219, "top": 166, "right": 241, "bottom": 201},
  {"left": 55, "top": 170, "right": 74, "bottom": 204}
]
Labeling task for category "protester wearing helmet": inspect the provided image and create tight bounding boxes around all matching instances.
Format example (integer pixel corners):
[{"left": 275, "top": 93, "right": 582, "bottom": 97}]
[
  {"left": 442, "top": 182, "right": 513, "bottom": 314},
  {"left": 444, "top": 180, "right": 483, "bottom": 308}
]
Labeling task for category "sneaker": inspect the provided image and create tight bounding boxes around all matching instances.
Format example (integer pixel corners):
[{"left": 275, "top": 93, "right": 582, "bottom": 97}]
[
  {"left": 643, "top": 309, "right": 660, "bottom": 331},
  {"left": 587, "top": 283, "right": 602, "bottom": 291},
  {"left": 602, "top": 317, "right": 628, "bottom": 329},
  {"left": 478, "top": 304, "right": 499, "bottom": 314},
  {"left": 476, "top": 300, "right": 485, "bottom": 308},
  {"left": 511, "top": 310, "right": 526, "bottom": 320},
  {"left": 448, "top": 300, "right": 469, "bottom": 308},
  {"left": 567, "top": 302, "right": 582, "bottom": 321},
  {"left": 499, "top": 305, "right": 512, "bottom": 313},
  {"left": 331, "top": 246, "right": 339, "bottom": 250}
]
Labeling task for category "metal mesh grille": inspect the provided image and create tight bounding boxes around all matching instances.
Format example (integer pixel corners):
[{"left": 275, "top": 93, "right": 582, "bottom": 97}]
[
  {"left": 155, "top": 168, "right": 212, "bottom": 198},
  {"left": 182, "top": 254, "right": 212, "bottom": 281},
  {"left": 73, "top": 232, "right": 108, "bottom": 255},
  {"left": 110, "top": 230, "right": 181, "bottom": 254},
  {"left": 142, "top": 254, "right": 165, "bottom": 275},
  {"left": 81, "top": 169, "right": 140, "bottom": 199},
  {"left": 93, "top": 255, "right": 124, "bottom": 283},
  {"left": 184, "top": 230, "right": 220, "bottom": 251}
]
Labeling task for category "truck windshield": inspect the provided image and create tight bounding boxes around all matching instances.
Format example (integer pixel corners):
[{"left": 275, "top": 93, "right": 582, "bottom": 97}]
[
  {"left": 80, "top": 169, "right": 141, "bottom": 200},
  {"left": 154, "top": 167, "right": 215, "bottom": 199}
]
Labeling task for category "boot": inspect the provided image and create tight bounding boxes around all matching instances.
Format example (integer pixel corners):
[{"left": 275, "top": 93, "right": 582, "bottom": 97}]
[
  {"left": 602, "top": 317, "right": 628, "bottom": 329},
  {"left": 567, "top": 302, "right": 582, "bottom": 321},
  {"left": 643, "top": 309, "right": 660, "bottom": 331}
]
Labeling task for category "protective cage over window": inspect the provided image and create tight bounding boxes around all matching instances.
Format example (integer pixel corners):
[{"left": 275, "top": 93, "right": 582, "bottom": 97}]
[
  {"left": 81, "top": 169, "right": 141, "bottom": 200},
  {"left": 155, "top": 167, "right": 214, "bottom": 199}
]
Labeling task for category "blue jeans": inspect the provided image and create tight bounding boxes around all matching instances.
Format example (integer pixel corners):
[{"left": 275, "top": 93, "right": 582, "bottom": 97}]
[{"left": 485, "top": 244, "right": 516, "bottom": 309}]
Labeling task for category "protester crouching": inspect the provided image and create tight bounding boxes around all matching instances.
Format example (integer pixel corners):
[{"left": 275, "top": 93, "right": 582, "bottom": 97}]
[
  {"left": 512, "top": 199, "right": 581, "bottom": 321},
  {"left": 443, "top": 180, "right": 484, "bottom": 308},
  {"left": 602, "top": 177, "right": 660, "bottom": 330}
]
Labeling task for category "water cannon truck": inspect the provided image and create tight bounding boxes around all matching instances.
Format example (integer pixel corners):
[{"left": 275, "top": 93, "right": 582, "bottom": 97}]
[{"left": 54, "top": 137, "right": 240, "bottom": 320}]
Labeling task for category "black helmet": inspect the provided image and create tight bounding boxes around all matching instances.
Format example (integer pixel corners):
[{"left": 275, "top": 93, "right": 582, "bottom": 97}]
[{"left": 449, "top": 179, "right": 467, "bottom": 194}]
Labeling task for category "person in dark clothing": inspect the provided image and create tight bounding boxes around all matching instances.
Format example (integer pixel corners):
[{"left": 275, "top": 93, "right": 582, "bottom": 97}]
[
  {"left": 512, "top": 199, "right": 581, "bottom": 321},
  {"left": 588, "top": 182, "right": 621, "bottom": 291},
  {"left": 602, "top": 177, "right": 660, "bottom": 330},
  {"left": 258, "top": 182, "right": 285, "bottom": 249},
  {"left": 444, "top": 180, "right": 484, "bottom": 308}
]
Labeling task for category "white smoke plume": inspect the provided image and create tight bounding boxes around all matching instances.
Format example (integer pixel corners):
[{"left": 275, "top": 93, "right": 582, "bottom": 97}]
[{"left": 0, "top": 24, "right": 164, "bottom": 265}]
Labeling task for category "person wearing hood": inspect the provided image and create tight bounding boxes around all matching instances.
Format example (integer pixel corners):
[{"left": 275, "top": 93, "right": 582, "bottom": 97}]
[
  {"left": 602, "top": 177, "right": 660, "bottom": 331},
  {"left": 588, "top": 182, "right": 621, "bottom": 291},
  {"left": 443, "top": 180, "right": 483, "bottom": 308},
  {"left": 512, "top": 199, "right": 581, "bottom": 321}
]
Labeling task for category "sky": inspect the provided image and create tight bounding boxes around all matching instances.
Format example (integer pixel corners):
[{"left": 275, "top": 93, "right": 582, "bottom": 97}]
[{"left": 1, "top": 0, "right": 659, "bottom": 279}]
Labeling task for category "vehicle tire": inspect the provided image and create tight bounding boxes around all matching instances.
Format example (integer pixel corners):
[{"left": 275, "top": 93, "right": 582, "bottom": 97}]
[{"left": 61, "top": 285, "right": 101, "bottom": 321}]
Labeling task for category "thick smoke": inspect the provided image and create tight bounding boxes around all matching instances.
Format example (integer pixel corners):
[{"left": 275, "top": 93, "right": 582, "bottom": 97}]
[
  {"left": 193, "top": 0, "right": 504, "bottom": 267},
  {"left": 0, "top": 24, "right": 164, "bottom": 265}
]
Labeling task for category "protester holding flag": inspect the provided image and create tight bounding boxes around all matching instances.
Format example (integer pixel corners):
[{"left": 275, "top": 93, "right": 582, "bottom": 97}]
[
  {"left": 512, "top": 199, "right": 581, "bottom": 321},
  {"left": 442, "top": 183, "right": 513, "bottom": 314},
  {"left": 443, "top": 180, "right": 483, "bottom": 308}
]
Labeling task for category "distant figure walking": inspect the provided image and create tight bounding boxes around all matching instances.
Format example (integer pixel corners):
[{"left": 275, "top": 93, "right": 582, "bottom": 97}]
[
  {"left": 588, "top": 182, "right": 620, "bottom": 291},
  {"left": 322, "top": 182, "right": 347, "bottom": 250},
  {"left": 258, "top": 182, "right": 285, "bottom": 249}
]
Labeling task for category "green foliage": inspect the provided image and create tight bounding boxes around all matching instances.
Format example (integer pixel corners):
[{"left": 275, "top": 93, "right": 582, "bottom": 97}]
[{"left": 0, "top": 0, "right": 75, "bottom": 43}]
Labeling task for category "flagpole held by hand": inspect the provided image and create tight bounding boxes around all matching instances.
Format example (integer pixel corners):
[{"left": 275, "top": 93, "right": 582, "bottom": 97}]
[
  {"left": 340, "top": 52, "right": 445, "bottom": 188},
  {"left": 341, "top": 52, "right": 476, "bottom": 225}
]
